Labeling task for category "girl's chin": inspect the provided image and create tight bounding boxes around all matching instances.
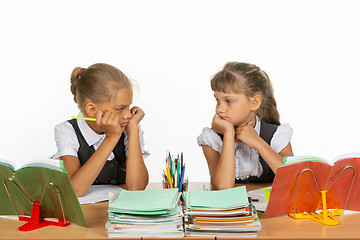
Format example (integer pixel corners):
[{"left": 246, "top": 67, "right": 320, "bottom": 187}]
[{"left": 234, "top": 121, "right": 247, "bottom": 127}]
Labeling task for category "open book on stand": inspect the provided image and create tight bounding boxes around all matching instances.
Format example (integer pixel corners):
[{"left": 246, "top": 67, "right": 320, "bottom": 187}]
[
  {"left": 0, "top": 159, "right": 87, "bottom": 230},
  {"left": 264, "top": 153, "right": 360, "bottom": 220}
]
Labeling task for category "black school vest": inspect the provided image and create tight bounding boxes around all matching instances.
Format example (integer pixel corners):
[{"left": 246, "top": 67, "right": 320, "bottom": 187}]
[
  {"left": 217, "top": 121, "right": 278, "bottom": 183},
  {"left": 68, "top": 119, "right": 127, "bottom": 185}
]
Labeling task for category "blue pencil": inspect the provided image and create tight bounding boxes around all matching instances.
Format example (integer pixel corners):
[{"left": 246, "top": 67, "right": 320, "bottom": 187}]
[
  {"left": 176, "top": 161, "right": 180, "bottom": 188},
  {"left": 179, "top": 165, "right": 185, "bottom": 192}
]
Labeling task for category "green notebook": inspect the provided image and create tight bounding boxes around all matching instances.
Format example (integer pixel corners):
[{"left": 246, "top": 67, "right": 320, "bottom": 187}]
[
  {"left": 0, "top": 159, "right": 87, "bottom": 227},
  {"left": 109, "top": 188, "right": 180, "bottom": 214},
  {"left": 185, "top": 186, "right": 249, "bottom": 210}
]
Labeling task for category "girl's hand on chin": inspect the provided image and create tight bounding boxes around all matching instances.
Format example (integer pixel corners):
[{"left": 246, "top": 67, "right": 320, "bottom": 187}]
[
  {"left": 96, "top": 110, "right": 122, "bottom": 140},
  {"left": 126, "top": 106, "right": 144, "bottom": 134},
  {"left": 235, "top": 120, "right": 260, "bottom": 148},
  {"left": 212, "top": 114, "right": 234, "bottom": 136}
]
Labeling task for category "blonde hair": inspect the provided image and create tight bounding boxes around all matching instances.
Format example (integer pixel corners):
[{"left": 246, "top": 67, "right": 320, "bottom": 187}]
[
  {"left": 70, "top": 63, "right": 131, "bottom": 113},
  {"left": 210, "top": 62, "right": 280, "bottom": 125}
]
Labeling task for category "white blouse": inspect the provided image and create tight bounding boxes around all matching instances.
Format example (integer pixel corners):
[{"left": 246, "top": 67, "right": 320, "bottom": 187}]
[
  {"left": 52, "top": 118, "right": 150, "bottom": 160},
  {"left": 197, "top": 117, "right": 292, "bottom": 180}
]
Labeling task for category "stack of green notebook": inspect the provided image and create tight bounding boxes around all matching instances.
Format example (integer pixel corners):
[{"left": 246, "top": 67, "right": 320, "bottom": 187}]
[
  {"left": 183, "top": 186, "right": 261, "bottom": 237},
  {"left": 106, "top": 188, "right": 184, "bottom": 238}
]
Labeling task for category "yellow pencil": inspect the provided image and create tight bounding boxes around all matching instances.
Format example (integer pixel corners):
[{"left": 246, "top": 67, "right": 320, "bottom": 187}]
[
  {"left": 166, "top": 167, "right": 173, "bottom": 188},
  {"left": 166, "top": 158, "right": 173, "bottom": 188},
  {"left": 72, "top": 116, "right": 96, "bottom": 121}
]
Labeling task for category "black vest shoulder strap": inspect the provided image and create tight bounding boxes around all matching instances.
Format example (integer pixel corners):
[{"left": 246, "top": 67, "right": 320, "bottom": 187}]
[
  {"left": 68, "top": 119, "right": 127, "bottom": 185},
  {"left": 254, "top": 121, "right": 278, "bottom": 183},
  {"left": 259, "top": 121, "right": 278, "bottom": 145},
  {"left": 68, "top": 119, "right": 95, "bottom": 164}
]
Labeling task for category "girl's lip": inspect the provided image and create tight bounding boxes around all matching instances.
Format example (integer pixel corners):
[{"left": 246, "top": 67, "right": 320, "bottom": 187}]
[{"left": 120, "top": 122, "right": 128, "bottom": 127}]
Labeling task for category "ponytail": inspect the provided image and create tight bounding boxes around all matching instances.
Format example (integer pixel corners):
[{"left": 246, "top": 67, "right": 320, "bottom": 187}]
[
  {"left": 256, "top": 71, "right": 280, "bottom": 125},
  {"left": 70, "top": 67, "right": 86, "bottom": 104}
]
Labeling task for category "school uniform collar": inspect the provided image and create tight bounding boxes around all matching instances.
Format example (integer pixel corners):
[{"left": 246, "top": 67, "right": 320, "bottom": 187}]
[
  {"left": 76, "top": 113, "right": 105, "bottom": 146},
  {"left": 254, "top": 116, "right": 261, "bottom": 135}
]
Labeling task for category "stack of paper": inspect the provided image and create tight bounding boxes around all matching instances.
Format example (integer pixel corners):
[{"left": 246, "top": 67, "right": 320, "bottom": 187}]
[
  {"left": 106, "top": 188, "right": 184, "bottom": 238},
  {"left": 247, "top": 187, "right": 272, "bottom": 212},
  {"left": 183, "top": 186, "right": 261, "bottom": 237}
]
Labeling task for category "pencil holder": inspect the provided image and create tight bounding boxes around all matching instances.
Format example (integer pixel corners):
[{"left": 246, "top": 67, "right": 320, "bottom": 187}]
[{"left": 162, "top": 152, "right": 188, "bottom": 192}]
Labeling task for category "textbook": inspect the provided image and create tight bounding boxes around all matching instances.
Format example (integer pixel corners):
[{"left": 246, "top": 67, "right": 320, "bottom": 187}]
[
  {"left": 0, "top": 159, "right": 87, "bottom": 228},
  {"left": 183, "top": 186, "right": 261, "bottom": 237},
  {"left": 106, "top": 189, "right": 184, "bottom": 238},
  {"left": 264, "top": 153, "right": 360, "bottom": 218}
]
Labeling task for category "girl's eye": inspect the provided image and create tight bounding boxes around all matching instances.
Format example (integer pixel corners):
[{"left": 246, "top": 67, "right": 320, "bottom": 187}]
[
  {"left": 226, "top": 100, "right": 232, "bottom": 104},
  {"left": 117, "top": 108, "right": 124, "bottom": 112},
  {"left": 215, "top": 99, "right": 220, "bottom": 103}
]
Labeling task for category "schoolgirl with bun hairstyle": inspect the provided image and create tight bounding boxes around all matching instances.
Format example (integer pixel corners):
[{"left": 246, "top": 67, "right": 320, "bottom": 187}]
[{"left": 53, "top": 63, "right": 149, "bottom": 196}]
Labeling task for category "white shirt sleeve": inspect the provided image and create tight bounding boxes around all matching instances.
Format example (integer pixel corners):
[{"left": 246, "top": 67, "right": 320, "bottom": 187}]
[
  {"left": 197, "top": 127, "right": 223, "bottom": 153},
  {"left": 270, "top": 123, "right": 293, "bottom": 153},
  {"left": 52, "top": 121, "right": 79, "bottom": 159},
  {"left": 124, "top": 123, "right": 150, "bottom": 159}
]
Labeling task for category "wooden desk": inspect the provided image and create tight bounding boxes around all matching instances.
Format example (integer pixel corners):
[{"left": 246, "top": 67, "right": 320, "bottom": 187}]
[{"left": 1, "top": 183, "right": 360, "bottom": 239}]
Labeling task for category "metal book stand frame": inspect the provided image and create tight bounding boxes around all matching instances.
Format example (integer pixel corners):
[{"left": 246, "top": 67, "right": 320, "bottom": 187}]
[
  {"left": 2, "top": 178, "right": 71, "bottom": 231},
  {"left": 288, "top": 166, "right": 356, "bottom": 225}
]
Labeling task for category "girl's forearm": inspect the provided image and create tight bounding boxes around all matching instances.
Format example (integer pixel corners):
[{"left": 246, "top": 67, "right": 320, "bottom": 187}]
[
  {"left": 125, "top": 128, "right": 149, "bottom": 190},
  {"left": 255, "top": 139, "right": 283, "bottom": 173},
  {"left": 70, "top": 136, "right": 119, "bottom": 196},
  {"left": 211, "top": 132, "right": 236, "bottom": 190}
]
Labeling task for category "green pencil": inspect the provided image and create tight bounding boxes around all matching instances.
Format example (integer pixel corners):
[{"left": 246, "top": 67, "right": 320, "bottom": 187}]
[
  {"left": 169, "top": 153, "right": 174, "bottom": 185},
  {"left": 71, "top": 116, "right": 96, "bottom": 121}
]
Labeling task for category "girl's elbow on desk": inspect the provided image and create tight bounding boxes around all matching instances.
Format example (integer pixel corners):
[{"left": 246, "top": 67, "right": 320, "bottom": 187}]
[
  {"left": 126, "top": 177, "right": 149, "bottom": 191},
  {"left": 210, "top": 180, "right": 234, "bottom": 190},
  {"left": 69, "top": 177, "right": 89, "bottom": 197},
  {"left": 127, "top": 182, "right": 148, "bottom": 191},
  {"left": 74, "top": 187, "right": 88, "bottom": 197}
]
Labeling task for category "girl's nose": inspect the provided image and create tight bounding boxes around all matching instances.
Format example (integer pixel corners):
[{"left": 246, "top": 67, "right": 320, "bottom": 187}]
[
  {"left": 216, "top": 103, "right": 226, "bottom": 113},
  {"left": 123, "top": 108, "right": 132, "bottom": 119}
]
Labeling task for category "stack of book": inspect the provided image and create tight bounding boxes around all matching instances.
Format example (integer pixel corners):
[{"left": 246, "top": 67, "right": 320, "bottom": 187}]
[
  {"left": 183, "top": 186, "right": 261, "bottom": 237},
  {"left": 106, "top": 188, "right": 184, "bottom": 238}
]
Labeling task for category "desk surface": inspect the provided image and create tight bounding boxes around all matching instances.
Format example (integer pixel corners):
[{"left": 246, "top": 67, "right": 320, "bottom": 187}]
[{"left": 1, "top": 182, "right": 360, "bottom": 240}]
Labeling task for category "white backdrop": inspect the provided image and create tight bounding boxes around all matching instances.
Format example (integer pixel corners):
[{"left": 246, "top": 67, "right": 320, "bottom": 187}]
[{"left": 1, "top": 0, "right": 359, "bottom": 182}]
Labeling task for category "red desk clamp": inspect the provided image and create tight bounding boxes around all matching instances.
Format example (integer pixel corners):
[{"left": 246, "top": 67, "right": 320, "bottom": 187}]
[
  {"left": 18, "top": 202, "right": 70, "bottom": 231},
  {"left": 3, "top": 179, "right": 71, "bottom": 231}
]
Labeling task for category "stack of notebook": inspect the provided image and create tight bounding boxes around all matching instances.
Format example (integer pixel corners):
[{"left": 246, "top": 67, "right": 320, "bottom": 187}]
[
  {"left": 106, "top": 188, "right": 184, "bottom": 238},
  {"left": 183, "top": 186, "right": 261, "bottom": 237}
]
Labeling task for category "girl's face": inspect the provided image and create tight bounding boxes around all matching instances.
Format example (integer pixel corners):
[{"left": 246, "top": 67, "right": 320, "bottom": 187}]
[
  {"left": 214, "top": 91, "right": 258, "bottom": 126},
  {"left": 97, "top": 86, "right": 133, "bottom": 127}
]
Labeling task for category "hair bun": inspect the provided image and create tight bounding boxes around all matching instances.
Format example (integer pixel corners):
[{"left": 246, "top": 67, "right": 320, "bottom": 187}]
[{"left": 70, "top": 67, "right": 86, "bottom": 103}]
